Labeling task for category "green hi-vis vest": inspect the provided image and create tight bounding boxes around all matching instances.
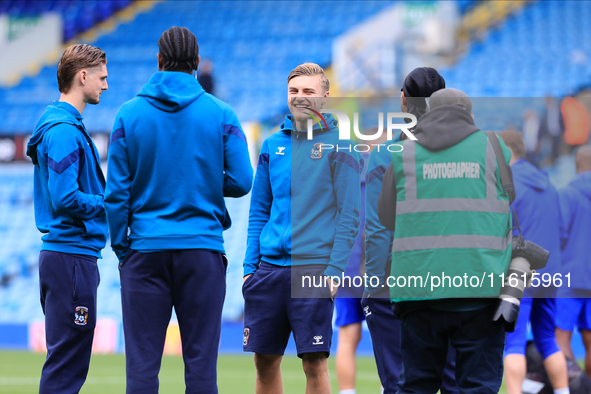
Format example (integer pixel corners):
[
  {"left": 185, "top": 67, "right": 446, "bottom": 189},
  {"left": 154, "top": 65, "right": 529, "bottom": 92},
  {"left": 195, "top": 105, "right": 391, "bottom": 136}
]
[{"left": 389, "top": 131, "right": 512, "bottom": 302}]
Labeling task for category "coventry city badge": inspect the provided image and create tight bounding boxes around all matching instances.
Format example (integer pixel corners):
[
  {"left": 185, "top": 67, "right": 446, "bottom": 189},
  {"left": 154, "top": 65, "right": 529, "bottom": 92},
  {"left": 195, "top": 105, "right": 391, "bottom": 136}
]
[
  {"left": 243, "top": 327, "right": 250, "bottom": 346},
  {"left": 311, "top": 143, "right": 324, "bottom": 159},
  {"left": 74, "top": 306, "right": 89, "bottom": 326}
]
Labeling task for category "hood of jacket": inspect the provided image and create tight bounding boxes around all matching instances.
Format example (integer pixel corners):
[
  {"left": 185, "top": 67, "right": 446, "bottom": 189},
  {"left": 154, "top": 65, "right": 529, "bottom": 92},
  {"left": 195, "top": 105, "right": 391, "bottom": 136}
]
[
  {"left": 26, "top": 102, "right": 82, "bottom": 165},
  {"left": 571, "top": 171, "right": 591, "bottom": 201},
  {"left": 413, "top": 105, "right": 479, "bottom": 151},
  {"left": 137, "top": 71, "right": 205, "bottom": 112},
  {"left": 512, "top": 159, "right": 551, "bottom": 192}
]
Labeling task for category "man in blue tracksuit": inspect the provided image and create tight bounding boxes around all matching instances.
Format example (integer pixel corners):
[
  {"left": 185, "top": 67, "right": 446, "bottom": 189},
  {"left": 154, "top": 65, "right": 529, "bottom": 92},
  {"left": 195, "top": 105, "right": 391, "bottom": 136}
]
[
  {"left": 26, "top": 44, "right": 109, "bottom": 394},
  {"left": 555, "top": 145, "right": 591, "bottom": 377},
  {"left": 334, "top": 151, "right": 368, "bottom": 394},
  {"left": 498, "top": 131, "right": 570, "bottom": 394},
  {"left": 105, "top": 27, "right": 252, "bottom": 394},
  {"left": 243, "top": 63, "right": 362, "bottom": 393},
  {"left": 363, "top": 67, "right": 459, "bottom": 394}
]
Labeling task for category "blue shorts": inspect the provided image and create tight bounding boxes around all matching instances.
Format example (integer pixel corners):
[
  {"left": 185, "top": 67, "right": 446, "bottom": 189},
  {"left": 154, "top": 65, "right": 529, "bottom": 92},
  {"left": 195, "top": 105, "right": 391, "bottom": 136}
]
[
  {"left": 556, "top": 290, "right": 591, "bottom": 331},
  {"left": 243, "top": 262, "right": 334, "bottom": 357},
  {"left": 335, "top": 297, "right": 365, "bottom": 327},
  {"left": 505, "top": 297, "right": 560, "bottom": 359}
]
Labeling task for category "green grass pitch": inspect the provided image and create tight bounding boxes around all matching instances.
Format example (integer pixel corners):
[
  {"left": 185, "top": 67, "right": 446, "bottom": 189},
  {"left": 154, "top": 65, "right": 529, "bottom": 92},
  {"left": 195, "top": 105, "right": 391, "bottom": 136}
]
[
  {"left": 0, "top": 351, "right": 390, "bottom": 393},
  {"left": 0, "top": 350, "right": 512, "bottom": 393}
]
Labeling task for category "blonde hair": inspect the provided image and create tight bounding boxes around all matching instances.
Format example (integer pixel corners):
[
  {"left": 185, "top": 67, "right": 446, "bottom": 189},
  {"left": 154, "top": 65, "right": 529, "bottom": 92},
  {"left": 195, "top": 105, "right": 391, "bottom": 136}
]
[{"left": 287, "top": 63, "right": 329, "bottom": 93}]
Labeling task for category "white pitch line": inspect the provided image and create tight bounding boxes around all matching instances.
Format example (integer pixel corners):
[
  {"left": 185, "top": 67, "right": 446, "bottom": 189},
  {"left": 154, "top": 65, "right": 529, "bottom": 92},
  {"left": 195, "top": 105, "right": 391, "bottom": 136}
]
[
  {"left": 0, "top": 377, "right": 39, "bottom": 385},
  {"left": 0, "top": 376, "right": 127, "bottom": 386}
]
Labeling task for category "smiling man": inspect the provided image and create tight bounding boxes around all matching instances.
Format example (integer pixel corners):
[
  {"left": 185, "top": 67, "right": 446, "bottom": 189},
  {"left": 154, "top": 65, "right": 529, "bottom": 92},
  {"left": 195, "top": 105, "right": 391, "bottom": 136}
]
[
  {"left": 243, "top": 63, "right": 363, "bottom": 393},
  {"left": 26, "top": 44, "right": 108, "bottom": 394}
]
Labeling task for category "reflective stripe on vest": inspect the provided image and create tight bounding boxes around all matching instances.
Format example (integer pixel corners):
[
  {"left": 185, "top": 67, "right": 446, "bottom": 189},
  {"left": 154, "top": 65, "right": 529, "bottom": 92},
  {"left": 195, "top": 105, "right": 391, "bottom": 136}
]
[
  {"left": 393, "top": 139, "right": 510, "bottom": 253},
  {"left": 396, "top": 139, "right": 509, "bottom": 214},
  {"left": 393, "top": 234, "right": 510, "bottom": 252}
]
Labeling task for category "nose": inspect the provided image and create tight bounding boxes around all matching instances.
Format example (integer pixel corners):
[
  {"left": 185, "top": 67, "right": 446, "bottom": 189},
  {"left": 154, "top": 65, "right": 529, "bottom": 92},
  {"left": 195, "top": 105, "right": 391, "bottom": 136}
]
[{"left": 103, "top": 80, "right": 108, "bottom": 90}]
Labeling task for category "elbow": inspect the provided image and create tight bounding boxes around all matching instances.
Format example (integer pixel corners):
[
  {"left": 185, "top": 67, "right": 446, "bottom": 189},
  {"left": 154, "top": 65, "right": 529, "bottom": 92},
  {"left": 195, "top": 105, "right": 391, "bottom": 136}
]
[
  {"left": 236, "top": 178, "right": 253, "bottom": 197},
  {"left": 377, "top": 210, "right": 395, "bottom": 232},
  {"left": 225, "top": 177, "right": 253, "bottom": 198},
  {"left": 52, "top": 195, "right": 74, "bottom": 215}
]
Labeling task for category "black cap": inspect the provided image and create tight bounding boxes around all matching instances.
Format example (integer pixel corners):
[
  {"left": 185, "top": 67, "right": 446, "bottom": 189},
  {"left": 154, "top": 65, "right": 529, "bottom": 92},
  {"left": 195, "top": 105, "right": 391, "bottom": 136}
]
[{"left": 401, "top": 67, "right": 446, "bottom": 108}]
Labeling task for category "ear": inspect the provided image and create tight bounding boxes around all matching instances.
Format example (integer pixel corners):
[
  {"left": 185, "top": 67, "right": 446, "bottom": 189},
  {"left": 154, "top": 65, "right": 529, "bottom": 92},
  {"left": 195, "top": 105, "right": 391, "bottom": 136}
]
[
  {"left": 471, "top": 114, "right": 475, "bottom": 120},
  {"left": 320, "top": 90, "right": 329, "bottom": 108},
  {"left": 80, "top": 69, "right": 87, "bottom": 86},
  {"left": 195, "top": 55, "right": 201, "bottom": 71},
  {"left": 157, "top": 53, "right": 164, "bottom": 71},
  {"left": 401, "top": 91, "right": 407, "bottom": 105}
]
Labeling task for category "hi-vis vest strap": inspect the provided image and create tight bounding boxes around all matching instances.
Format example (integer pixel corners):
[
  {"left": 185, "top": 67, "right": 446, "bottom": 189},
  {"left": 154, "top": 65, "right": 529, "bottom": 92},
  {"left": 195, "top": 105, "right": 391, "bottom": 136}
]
[{"left": 389, "top": 132, "right": 512, "bottom": 301}]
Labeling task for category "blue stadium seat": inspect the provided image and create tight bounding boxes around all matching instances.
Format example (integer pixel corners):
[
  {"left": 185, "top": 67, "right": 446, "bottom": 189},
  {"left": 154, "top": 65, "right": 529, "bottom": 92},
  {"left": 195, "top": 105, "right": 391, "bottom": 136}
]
[{"left": 0, "top": 1, "right": 397, "bottom": 131}]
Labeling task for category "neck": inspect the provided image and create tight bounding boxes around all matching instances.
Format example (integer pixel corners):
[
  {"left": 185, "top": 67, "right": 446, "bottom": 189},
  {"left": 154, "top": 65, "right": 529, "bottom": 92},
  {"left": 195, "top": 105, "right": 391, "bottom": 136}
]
[
  {"left": 59, "top": 93, "right": 86, "bottom": 114},
  {"left": 294, "top": 119, "right": 308, "bottom": 132}
]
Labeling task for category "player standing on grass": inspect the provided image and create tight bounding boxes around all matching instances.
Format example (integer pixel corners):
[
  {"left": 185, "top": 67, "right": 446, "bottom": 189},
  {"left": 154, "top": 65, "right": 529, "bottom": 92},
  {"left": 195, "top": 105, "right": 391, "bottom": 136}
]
[
  {"left": 26, "top": 44, "right": 108, "bottom": 394},
  {"left": 334, "top": 149, "right": 367, "bottom": 394},
  {"left": 498, "top": 130, "right": 570, "bottom": 394},
  {"left": 105, "top": 26, "right": 252, "bottom": 393},
  {"left": 555, "top": 145, "right": 591, "bottom": 378},
  {"left": 363, "top": 67, "right": 458, "bottom": 394},
  {"left": 242, "top": 63, "right": 362, "bottom": 393}
]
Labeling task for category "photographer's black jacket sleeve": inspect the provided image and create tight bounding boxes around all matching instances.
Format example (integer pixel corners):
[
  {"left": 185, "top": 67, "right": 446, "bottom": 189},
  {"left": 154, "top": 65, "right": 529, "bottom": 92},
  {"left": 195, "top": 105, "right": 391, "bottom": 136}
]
[{"left": 378, "top": 163, "right": 397, "bottom": 231}]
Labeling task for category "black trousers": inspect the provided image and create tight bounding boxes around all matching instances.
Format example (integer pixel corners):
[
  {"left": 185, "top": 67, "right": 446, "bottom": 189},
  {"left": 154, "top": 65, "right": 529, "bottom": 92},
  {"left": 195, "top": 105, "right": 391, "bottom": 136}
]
[{"left": 397, "top": 304, "right": 506, "bottom": 394}]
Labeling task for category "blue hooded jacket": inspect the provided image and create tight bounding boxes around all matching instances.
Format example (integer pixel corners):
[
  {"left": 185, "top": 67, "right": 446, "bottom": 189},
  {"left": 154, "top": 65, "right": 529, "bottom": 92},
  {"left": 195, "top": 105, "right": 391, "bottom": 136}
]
[
  {"left": 558, "top": 170, "right": 591, "bottom": 291},
  {"left": 339, "top": 152, "right": 368, "bottom": 298},
  {"left": 105, "top": 72, "right": 252, "bottom": 262},
  {"left": 244, "top": 114, "right": 363, "bottom": 278},
  {"left": 364, "top": 147, "right": 394, "bottom": 295},
  {"left": 26, "top": 101, "right": 107, "bottom": 257},
  {"left": 510, "top": 159, "right": 561, "bottom": 296}
]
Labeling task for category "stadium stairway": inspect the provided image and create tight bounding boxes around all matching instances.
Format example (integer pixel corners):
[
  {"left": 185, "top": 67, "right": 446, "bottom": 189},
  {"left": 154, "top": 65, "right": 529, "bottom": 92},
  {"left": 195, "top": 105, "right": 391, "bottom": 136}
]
[{"left": 457, "top": 0, "right": 530, "bottom": 43}]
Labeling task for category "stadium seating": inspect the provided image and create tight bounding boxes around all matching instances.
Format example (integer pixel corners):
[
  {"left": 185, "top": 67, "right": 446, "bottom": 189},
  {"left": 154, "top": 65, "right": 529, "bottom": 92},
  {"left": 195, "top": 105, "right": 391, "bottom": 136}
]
[
  {"left": 0, "top": 1, "right": 396, "bottom": 134},
  {"left": 0, "top": 165, "right": 252, "bottom": 323},
  {"left": 0, "top": 0, "right": 132, "bottom": 41},
  {"left": 442, "top": 0, "right": 591, "bottom": 98},
  {"left": 1, "top": 0, "right": 587, "bottom": 327}
]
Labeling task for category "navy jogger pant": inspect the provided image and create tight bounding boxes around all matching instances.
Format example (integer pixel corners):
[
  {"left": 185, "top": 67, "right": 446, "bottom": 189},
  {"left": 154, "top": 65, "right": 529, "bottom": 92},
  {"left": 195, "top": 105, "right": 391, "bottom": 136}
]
[
  {"left": 38, "top": 250, "right": 99, "bottom": 394},
  {"left": 120, "top": 249, "right": 227, "bottom": 394}
]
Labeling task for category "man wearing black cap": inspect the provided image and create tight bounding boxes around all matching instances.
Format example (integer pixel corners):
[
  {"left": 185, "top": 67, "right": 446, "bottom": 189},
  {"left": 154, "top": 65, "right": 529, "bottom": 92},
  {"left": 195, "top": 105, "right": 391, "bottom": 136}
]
[
  {"left": 399, "top": 67, "right": 446, "bottom": 140},
  {"left": 363, "top": 67, "right": 459, "bottom": 394},
  {"left": 378, "top": 89, "right": 512, "bottom": 394}
]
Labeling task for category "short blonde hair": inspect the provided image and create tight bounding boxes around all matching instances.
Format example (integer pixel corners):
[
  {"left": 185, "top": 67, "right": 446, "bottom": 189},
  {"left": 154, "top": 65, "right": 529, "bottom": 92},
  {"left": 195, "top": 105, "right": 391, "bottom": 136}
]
[{"left": 287, "top": 63, "right": 329, "bottom": 93}]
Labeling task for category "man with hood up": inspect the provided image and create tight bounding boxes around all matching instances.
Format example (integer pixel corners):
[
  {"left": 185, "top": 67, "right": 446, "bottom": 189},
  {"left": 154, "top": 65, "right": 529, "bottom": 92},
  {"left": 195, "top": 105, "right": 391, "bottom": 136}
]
[
  {"left": 26, "top": 44, "right": 108, "bottom": 394},
  {"left": 105, "top": 26, "right": 252, "bottom": 393},
  {"left": 498, "top": 130, "right": 569, "bottom": 394},
  {"left": 555, "top": 145, "right": 591, "bottom": 378},
  {"left": 378, "top": 88, "right": 512, "bottom": 393}
]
